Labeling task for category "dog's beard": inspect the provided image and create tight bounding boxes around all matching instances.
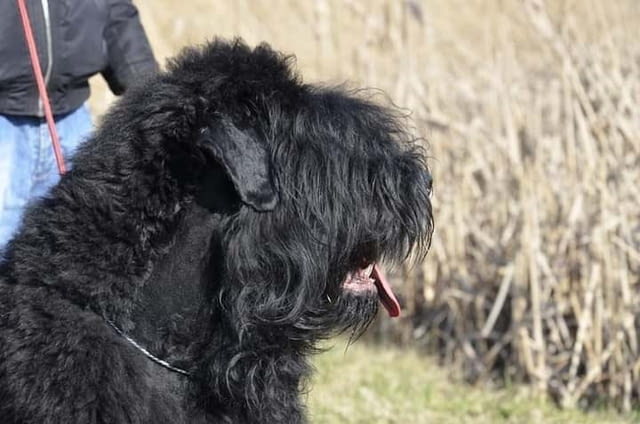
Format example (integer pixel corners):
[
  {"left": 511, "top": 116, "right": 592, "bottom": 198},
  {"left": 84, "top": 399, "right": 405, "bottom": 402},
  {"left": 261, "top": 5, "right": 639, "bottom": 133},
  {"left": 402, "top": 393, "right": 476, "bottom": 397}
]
[{"left": 326, "top": 289, "right": 379, "bottom": 338}]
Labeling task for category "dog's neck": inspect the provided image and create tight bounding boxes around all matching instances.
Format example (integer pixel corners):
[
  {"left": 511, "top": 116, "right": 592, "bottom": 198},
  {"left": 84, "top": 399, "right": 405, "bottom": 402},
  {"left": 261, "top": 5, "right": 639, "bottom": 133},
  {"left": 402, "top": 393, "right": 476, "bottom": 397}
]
[
  {"left": 128, "top": 203, "right": 218, "bottom": 369},
  {"left": 123, "top": 167, "right": 238, "bottom": 365},
  {"left": 127, "top": 200, "right": 313, "bottom": 422}
]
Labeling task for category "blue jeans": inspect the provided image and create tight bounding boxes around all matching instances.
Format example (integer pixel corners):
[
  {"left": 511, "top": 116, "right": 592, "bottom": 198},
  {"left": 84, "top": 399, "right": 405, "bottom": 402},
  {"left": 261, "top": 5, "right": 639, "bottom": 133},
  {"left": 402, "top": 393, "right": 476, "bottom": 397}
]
[{"left": 0, "top": 105, "right": 92, "bottom": 250}]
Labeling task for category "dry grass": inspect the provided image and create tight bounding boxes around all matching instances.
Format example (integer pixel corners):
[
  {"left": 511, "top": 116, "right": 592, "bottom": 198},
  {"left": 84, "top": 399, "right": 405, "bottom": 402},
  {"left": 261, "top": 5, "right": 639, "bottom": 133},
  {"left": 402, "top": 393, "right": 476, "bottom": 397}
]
[
  {"left": 89, "top": 0, "right": 640, "bottom": 410},
  {"left": 309, "top": 339, "right": 636, "bottom": 423}
]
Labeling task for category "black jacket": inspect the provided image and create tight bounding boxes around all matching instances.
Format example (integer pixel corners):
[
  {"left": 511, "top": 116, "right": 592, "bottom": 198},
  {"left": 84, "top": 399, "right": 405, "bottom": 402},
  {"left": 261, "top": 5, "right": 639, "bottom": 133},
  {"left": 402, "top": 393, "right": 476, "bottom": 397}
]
[{"left": 0, "top": 0, "right": 158, "bottom": 116}]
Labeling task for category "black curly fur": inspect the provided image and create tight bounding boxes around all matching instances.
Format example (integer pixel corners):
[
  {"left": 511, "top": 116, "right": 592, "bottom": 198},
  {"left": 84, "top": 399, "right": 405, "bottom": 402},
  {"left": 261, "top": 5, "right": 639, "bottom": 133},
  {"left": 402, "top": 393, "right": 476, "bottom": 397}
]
[{"left": 0, "top": 39, "right": 433, "bottom": 423}]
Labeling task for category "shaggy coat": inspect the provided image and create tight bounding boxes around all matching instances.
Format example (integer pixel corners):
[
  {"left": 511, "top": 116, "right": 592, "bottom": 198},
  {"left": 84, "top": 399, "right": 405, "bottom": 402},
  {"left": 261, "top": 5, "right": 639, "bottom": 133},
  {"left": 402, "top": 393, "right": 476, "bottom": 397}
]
[{"left": 0, "top": 39, "right": 433, "bottom": 423}]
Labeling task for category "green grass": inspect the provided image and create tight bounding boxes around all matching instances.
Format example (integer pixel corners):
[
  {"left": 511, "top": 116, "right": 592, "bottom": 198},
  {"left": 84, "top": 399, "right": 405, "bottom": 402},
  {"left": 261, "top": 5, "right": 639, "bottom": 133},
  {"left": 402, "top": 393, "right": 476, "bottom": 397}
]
[{"left": 307, "top": 340, "right": 636, "bottom": 424}]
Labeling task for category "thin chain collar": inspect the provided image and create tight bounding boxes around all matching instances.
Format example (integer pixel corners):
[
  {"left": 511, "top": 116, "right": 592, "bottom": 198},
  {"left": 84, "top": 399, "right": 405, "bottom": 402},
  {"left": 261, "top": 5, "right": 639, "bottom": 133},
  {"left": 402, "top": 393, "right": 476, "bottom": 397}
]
[{"left": 105, "top": 319, "right": 191, "bottom": 378}]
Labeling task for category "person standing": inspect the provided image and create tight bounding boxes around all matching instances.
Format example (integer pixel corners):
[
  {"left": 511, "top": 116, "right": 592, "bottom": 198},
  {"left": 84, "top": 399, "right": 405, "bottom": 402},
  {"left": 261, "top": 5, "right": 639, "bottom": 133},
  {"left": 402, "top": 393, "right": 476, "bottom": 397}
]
[{"left": 0, "top": 0, "right": 158, "bottom": 250}]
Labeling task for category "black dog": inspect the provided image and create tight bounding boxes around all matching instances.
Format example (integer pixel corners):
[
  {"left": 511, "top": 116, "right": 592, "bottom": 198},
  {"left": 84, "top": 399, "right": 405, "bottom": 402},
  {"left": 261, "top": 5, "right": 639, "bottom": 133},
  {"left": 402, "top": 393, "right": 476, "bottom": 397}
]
[{"left": 0, "top": 39, "right": 433, "bottom": 423}]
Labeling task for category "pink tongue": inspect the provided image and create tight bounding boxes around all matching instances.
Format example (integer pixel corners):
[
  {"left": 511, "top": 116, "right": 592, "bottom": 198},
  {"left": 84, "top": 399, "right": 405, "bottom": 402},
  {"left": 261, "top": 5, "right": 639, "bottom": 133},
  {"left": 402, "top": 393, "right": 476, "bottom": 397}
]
[{"left": 372, "top": 265, "right": 401, "bottom": 317}]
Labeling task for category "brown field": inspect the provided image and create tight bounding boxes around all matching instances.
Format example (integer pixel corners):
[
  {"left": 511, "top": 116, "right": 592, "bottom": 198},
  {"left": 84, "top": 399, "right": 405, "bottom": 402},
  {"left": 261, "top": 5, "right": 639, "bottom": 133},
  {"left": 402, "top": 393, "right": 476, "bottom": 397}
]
[{"left": 90, "top": 0, "right": 640, "bottom": 413}]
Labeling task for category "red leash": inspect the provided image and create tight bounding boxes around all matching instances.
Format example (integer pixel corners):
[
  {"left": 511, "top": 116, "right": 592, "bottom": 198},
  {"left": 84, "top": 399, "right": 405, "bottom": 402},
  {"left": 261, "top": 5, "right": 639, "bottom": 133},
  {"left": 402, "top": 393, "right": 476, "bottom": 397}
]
[{"left": 16, "top": 0, "right": 66, "bottom": 175}]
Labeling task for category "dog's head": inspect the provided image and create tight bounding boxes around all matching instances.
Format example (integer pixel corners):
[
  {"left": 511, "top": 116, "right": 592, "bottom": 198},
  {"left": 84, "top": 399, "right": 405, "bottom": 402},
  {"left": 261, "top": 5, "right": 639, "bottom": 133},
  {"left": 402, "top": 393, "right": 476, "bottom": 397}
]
[
  {"left": 156, "top": 40, "right": 433, "bottom": 339},
  {"left": 128, "top": 40, "right": 433, "bottom": 356}
]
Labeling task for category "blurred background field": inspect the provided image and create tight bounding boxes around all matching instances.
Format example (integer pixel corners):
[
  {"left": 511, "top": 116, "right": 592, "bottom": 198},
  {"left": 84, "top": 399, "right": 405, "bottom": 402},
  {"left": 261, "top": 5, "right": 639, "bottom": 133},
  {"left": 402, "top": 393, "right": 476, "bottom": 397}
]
[
  {"left": 309, "top": 339, "right": 636, "bottom": 423},
  {"left": 89, "top": 0, "right": 640, "bottom": 420}
]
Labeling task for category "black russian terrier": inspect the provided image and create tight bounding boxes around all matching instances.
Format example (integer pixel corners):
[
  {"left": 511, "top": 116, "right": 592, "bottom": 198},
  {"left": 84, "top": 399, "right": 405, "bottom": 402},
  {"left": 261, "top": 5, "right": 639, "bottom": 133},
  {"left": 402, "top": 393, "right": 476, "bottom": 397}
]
[{"left": 0, "top": 39, "right": 433, "bottom": 423}]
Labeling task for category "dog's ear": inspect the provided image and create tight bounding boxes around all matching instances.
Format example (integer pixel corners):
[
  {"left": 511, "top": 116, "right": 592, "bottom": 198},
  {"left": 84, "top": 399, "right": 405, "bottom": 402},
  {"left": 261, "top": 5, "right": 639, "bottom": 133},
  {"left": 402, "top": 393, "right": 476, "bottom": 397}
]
[{"left": 198, "top": 120, "right": 278, "bottom": 212}]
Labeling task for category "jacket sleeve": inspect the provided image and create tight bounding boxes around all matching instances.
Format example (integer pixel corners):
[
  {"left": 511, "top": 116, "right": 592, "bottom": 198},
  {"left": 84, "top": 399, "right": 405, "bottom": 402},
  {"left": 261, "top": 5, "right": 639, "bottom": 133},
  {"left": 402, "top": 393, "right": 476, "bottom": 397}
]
[{"left": 102, "top": 0, "right": 158, "bottom": 95}]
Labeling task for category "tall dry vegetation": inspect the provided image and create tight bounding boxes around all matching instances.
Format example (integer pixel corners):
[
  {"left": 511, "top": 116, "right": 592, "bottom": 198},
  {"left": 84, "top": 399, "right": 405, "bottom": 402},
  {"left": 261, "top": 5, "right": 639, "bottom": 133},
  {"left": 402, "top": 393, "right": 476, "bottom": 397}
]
[{"left": 90, "top": 0, "right": 640, "bottom": 410}]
